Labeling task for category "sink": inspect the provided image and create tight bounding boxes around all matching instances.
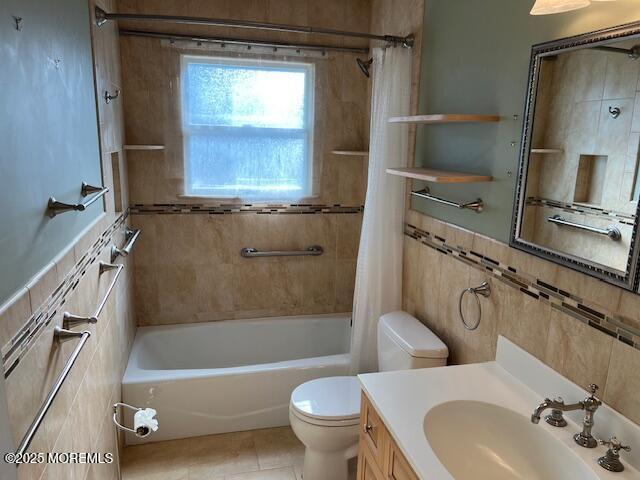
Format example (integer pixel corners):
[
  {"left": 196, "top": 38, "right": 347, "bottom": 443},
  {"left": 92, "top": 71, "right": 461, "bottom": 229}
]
[{"left": 424, "top": 400, "right": 598, "bottom": 480}]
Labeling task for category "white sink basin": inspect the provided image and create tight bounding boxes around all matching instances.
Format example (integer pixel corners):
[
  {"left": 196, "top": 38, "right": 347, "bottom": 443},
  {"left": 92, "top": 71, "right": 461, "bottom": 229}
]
[{"left": 424, "top": 400, "right": 598, "bottom": 480}]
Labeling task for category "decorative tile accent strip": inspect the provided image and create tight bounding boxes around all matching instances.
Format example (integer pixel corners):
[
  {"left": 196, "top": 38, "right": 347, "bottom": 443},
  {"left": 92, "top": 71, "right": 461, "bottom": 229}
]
[
  {"left": 526, "top": 197, "right": 636, "bottom": 226},
  {"left": 404, "top": 223, "right": 640, "bottom": 351},
  {"left": 129, "top": 203, "right": 363, "bottom": 215},
  {"left": 1, "top": 213, "right": 129, "bottom": 377}
]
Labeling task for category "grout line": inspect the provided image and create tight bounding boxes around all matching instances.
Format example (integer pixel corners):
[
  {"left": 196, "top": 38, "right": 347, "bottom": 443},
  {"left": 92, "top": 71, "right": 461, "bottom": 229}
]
[
  {"left": 404, "top": 223, "right": 640, "bottom": 353},
  {"left": 2, "top": 213, "right": 129, "bottom": 376}
]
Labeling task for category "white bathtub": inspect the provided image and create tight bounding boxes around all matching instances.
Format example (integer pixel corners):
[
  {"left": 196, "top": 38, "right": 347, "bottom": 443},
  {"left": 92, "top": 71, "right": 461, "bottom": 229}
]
[{"left": 122, "top": 313, "right": 352, "bottom": 444}]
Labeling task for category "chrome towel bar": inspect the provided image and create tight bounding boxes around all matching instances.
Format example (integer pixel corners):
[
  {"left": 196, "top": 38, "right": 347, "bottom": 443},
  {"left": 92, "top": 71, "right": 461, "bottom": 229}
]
[
  {"left": 63, "top": 262, "right": 124, "bottom": 329},
  {"left": 15, "top": 328, "right": 91, "bottom": 458},
  {"left": 111, "top": 227, "right": 141, "bottom": 262},
  {"left": 47, "top": 182, "right": 109, "bottom": 218},
  {"left": 547, "top": 214, "right": 621, "bottom": 241},
  {"left": 411, "top": 188, "right": 484, "bottom": 213},
  {"left": 240, "top": 245, "right": 323, "bottom": 258}
]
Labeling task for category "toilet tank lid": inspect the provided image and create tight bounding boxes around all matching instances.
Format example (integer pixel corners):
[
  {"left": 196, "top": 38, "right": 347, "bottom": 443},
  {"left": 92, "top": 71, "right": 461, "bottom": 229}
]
[{"left": 379, "top": 311, "right": 449, "bottom": 359}]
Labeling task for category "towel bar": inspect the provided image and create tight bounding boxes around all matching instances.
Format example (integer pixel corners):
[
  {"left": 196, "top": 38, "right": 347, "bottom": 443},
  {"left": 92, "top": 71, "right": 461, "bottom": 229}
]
[
  {"left": 411, "top": 188, "right": 484, "bottom": 213},
  {"left": 111, "top": 228, "right": 141, "bottom": 261},
  {"left": 47, "top": 182, "right": 108, "bottom": 218},
  {"left": 63, "top": 262, "right": 124, "bottom": 329},
  {"left": 15, "top": 328, "right": 91, "bottom": 458}
]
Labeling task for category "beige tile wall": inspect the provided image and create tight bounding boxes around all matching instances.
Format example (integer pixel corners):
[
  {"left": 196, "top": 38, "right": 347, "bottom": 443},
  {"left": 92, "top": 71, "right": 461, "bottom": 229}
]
[
  {"left": 403, "top": 208, "right": 640, "bottom": 426},
  {"left": 117, "top": 0, "right": 374, "bottom": 325},
  {"left": 131, "top": 211, "right": 361, "bottom": 325},
  {"left": 0, "top": 1, "right": 136, "bottom": 479}
]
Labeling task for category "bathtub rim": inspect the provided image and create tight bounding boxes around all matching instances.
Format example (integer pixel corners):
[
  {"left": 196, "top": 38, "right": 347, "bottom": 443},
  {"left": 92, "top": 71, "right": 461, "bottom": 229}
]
[{"left": 123, "top": 312, "right": 353, "bottom": 385}]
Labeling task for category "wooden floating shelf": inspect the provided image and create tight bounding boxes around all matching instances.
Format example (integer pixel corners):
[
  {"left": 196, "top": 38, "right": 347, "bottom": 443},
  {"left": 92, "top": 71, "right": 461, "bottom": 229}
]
[
  {"left": 124, "top": 145, "right": 165, "bottom": 151},
  {"left": 530, "top": 148, "right": 563, "bottom": 154},
  {"left": 331, "top": 150, "right": 369, "bottom": 157},
  {"left": 388, "top": 114, "right": 500, "bottom": 124},
  {"left": 386, "top": 167, "right": 492, "bottom": 184}
]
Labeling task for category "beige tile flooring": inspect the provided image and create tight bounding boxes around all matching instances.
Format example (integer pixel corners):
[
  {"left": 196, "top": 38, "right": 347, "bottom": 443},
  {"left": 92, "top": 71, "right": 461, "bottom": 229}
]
[{"left": 121, "top": 426, "right": 357, "bottom": 480}]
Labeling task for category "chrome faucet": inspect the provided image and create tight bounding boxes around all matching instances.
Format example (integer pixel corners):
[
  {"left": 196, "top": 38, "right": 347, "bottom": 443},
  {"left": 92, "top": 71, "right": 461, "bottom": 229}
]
[{"left": 531, "top": 384, "right": 602, "bottom": 448}]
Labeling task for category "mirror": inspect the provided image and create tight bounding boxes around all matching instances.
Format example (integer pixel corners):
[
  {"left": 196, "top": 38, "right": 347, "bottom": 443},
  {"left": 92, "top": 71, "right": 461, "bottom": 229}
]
[{"left": 512, "top": 22, "right": 640, "bottom": 290}]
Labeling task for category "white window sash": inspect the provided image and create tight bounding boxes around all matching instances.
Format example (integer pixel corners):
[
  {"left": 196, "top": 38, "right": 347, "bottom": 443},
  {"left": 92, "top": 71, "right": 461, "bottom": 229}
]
[{"left": 181, "top": 55, "right": 315, "bottom": 201}]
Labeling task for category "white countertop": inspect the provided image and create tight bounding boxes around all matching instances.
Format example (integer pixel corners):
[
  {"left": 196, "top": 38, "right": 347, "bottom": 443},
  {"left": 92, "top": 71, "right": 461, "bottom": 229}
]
[{"left": 358, "top": 336, "right": 640, "bottom": 480}]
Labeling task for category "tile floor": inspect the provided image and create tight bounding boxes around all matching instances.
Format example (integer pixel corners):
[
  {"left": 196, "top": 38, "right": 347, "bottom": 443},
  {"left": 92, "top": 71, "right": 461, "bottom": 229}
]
[{"left": 121, "top": 426, "right": 357, "bottom": 480}]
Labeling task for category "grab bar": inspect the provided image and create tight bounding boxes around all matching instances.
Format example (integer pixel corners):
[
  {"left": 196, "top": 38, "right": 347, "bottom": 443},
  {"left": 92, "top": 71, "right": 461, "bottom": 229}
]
[
  {"left": 111, "top": 227, "right": 141, "bottom": 261},
  {"left": 16, "top": 327, "right": 91, "bottom": 458},
  {"left": 47, "top": 182, "right": 109, "bottom": 218},
  {"left": 63, "top": 262, "right": 124, "bottom": 329},
  {"left": 411, "top": 188, "right": 484, "bottom": 213},
  {"left": 547, "top": 214, "right": 621, "bottom": 241},
  {"left": 240, "top": 245, "right": 323, "bottom": 258}
]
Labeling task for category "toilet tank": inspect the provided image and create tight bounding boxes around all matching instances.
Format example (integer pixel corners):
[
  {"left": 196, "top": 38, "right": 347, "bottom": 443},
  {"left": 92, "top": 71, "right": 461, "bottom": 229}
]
[{"left": 377, "top": 311, "right": 448, "bottom": 372}]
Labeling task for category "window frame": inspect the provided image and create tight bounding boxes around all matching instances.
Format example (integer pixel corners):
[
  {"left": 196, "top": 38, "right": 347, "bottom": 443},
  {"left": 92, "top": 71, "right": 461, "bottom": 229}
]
[{"left": 180, "top": 54, "right": 315, "bottom": 201}]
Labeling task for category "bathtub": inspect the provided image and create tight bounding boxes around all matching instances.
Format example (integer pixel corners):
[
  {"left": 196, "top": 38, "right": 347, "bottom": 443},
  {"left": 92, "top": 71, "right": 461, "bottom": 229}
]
[{"left": 122, "top": 313, "right": 352, "bottom": 444}]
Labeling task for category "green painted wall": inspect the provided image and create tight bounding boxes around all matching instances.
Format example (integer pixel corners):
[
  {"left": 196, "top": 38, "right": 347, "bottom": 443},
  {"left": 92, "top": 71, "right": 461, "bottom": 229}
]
[
  {"left": 413, "top": 0, "right": 640, "bottom": 242},
  {"left": 0, "top": 0, "right": 102, "bottom": 305}
]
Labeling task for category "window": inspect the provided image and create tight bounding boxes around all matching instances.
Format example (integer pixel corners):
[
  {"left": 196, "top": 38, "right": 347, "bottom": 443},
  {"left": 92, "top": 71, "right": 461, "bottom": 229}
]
[{"left": 181, "top": 55, "right": 314, "bottom": 200}]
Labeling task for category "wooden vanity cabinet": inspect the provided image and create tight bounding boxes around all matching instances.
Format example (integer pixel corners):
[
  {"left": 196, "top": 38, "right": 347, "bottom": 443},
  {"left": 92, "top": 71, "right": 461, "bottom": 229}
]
[{"left": 357, "top": 393, "right": 419, "bottom": 480}]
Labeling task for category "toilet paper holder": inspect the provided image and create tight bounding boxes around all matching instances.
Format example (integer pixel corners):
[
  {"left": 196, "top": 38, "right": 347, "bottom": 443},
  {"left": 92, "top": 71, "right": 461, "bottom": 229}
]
[{"left": 112, "top": 402, "right": 155, "bottom": 438}]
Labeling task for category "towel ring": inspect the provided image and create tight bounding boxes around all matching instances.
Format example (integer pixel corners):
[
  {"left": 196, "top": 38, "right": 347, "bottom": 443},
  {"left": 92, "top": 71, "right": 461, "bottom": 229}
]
[{"left": 458, "top": 281, "right": 491, "bottom": 331}]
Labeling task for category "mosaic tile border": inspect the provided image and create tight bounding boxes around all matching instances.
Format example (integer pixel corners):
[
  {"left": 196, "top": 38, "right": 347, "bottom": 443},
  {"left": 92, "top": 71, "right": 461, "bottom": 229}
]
[
  {"left": 404, "top": 223, "right": 640, "bottom": 352},
  {"left": 526, "top": 197, "right": 636, "bottom": 226},
  {"left": 1, "top": 213, "right": 129, "bottom": 378},
  {"left": 129, "top": 203, "right": 364, "bottom": 215}
]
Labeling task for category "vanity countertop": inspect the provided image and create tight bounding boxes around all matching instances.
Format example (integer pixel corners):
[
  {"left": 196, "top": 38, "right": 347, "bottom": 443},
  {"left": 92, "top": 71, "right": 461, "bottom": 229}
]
[{"left": 358, "top": 336, "right": 640, "bottom": 480}]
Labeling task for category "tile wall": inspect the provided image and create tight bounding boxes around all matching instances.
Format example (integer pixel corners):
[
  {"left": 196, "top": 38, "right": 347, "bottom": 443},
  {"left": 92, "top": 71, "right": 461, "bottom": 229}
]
[{"left": 116, "top": 0, "right": 373, "bottom": 325}]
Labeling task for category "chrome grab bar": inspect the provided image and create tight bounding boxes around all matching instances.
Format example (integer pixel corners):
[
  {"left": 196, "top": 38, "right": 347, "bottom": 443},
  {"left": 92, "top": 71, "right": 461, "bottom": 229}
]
[
  {"left": 63, "top": 262, "right": 124, "bottom": 329},
  {"left": 15, "top": 327, "right": 91, "bottom": 458},
  {"left": 411, "top": 188, "right": 484, "bottom": 213},
  {"left": 240, "top": 245, "right": 323, "bottom": 258},
  {"left": 111, "top": 227, "right": 141, "bottom": 261},
  {"left": 547, "top": 214, "right": 621, "bottom": 241},
  {"left": 47, "top": 182, "right": 109, "bottom": 218}
]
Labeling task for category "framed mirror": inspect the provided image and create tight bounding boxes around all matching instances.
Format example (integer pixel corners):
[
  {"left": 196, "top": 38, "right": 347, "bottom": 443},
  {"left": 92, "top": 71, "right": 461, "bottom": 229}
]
[{"left": 512, "top": 21, "right": 640, "bottom": 291}]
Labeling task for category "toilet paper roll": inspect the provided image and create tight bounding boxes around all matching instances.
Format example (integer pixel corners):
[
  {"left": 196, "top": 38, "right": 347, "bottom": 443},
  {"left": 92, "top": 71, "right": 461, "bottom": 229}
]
[{"left": 133, "top": 408, "right": 158, "bottom": 437}]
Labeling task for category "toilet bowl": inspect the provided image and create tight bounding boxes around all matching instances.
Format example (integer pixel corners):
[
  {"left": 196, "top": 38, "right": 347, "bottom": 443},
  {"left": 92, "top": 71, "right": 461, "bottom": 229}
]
[
  {"left": 289, "top": 311, "right": 448, "bottom": 480},
  {"left": 290, "top": 376, "right": 360, "bottom": 480}
]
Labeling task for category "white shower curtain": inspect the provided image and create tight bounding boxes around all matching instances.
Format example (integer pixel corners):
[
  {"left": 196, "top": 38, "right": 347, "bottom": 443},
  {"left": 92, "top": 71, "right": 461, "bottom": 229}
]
[{"left": 350, "top": 47, "right": 412, "bottom": 374}]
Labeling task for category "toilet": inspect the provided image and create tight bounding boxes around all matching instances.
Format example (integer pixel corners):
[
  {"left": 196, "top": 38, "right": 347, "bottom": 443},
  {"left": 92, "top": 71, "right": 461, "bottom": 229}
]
[{"left": 289, "top": 311, "right": 448, "bottom": 480}]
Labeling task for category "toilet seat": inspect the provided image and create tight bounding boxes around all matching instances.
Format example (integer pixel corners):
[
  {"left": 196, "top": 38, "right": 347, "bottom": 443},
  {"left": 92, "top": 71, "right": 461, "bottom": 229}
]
[{"left": 290, "top": 376, "right": 361, "bottom": 427}]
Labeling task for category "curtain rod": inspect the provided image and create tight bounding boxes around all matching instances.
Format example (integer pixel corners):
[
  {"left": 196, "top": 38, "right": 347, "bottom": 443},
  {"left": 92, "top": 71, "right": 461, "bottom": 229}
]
[
  {"left": 119, "top": 29, "right": 370, "bottom": 55},
  {"left": 95, "top": 7, "right": 413, "bottom": 48}
]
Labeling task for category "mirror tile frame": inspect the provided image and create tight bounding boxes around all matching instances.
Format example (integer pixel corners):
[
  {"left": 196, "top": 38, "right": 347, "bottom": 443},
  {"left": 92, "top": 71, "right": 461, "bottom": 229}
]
[{"left": 511, "top": 20, "right": 640, "bottom": 291}]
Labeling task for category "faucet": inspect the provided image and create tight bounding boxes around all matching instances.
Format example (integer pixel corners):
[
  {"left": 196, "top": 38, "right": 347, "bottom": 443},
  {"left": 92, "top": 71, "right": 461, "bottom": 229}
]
[
  {"left": 598, "top": 437, "right": 632, "bottom": 472},
  {"left": 531, "top": 384, "right": 602, "bottom": 448}
]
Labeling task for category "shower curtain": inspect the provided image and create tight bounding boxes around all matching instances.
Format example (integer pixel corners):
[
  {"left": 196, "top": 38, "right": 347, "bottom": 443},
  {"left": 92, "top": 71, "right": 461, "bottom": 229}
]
[{"left": 350, "top": 47, "right": 412, "bottom": 374}]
